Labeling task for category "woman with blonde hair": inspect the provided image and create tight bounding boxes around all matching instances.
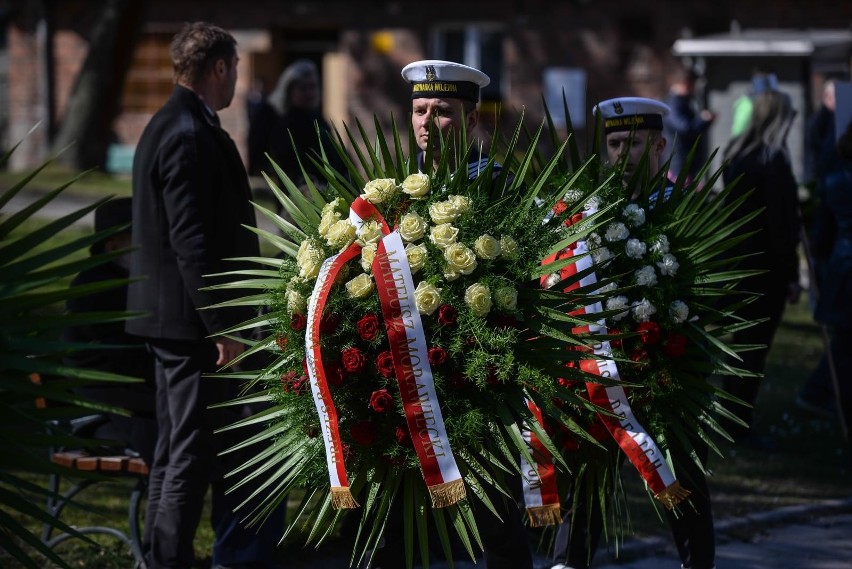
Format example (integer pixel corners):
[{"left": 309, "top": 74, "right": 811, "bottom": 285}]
[{"left": 722, "top": 90, "right": 802, "bottom": 442}]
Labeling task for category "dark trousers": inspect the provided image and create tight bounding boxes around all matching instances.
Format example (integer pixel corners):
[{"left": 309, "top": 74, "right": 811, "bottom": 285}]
[
  {"left": 144, "top": 339, "right": 283, "bottom": 569},
  {"left": 553, "top": 437, "right": 715, "bottom": 569},
  {"left": 722, "top": 277, "right": 788, "bottom": 436}
]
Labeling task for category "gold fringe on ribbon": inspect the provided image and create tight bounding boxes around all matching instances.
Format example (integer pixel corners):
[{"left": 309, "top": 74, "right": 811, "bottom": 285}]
[
  {"left": 654, "top": 481, "right": 691, "bottom": 510},
  {"left": 331, "top": 486, "right": 359, "bottom": 510},
  {"left": 526, "top": 504, "right": 563, "bottom": 528},
  {"left": 428, "top": 478, "right": 466, "bottom": 508}
]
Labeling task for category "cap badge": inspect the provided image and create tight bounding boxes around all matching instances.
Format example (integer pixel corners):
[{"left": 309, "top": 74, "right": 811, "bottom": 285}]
[
  {"left": 613, "top": 101, "right": 624, "bottom": 115},
  {"left": 425, "top": 65, "right": 437, "bottom": 82}
]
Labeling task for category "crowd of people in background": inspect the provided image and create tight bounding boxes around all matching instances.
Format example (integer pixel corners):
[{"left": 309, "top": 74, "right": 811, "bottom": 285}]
[{"left": 59, "top": 18, "right": 852, "bottom": 569}]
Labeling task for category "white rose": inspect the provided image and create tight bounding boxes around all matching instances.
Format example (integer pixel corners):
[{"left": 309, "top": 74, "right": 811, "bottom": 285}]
[
  {"left": 562, "top": 188, "right": 584, "bottom": 205},
  {"left": 631, "top": 298, "right": 657, "bottom": 322},
  {"left": 345, "top": 273, "right": 374, "bottom": 299},
  {"left": 625, "top": 238, "right": 647, "bottom": 259},
  {"left": 360, "top": 243, "right": 377, "bottom": 272},
  {"left": 401, "top": 173, "right": 431, "bottom": 198},
  {"left": 500, "top": 235, "right": 519, "bottom": 259},
  {"left": 649, "top": 234, "right": 670, "bottom": 255},
  {"left": 448, "top": 194, "right": 472, "bottom": 215},
  {"left": 494, "top": 286, "right": 518, "bottom": 312},
  {"left": 318, "top": 210, "right": 341, "bottom": 237},
  {"left": 399, "top": 212, "right": 428, "bottom": 242},
  {"left": 473, "top": 234, "right": 501, "bottom": 260},
  {"left": 670, "top": 300, "right": 689, "bottom": 324},
  {"left": 464, "top": 283, "right": 492, "bottom": 317},
  {"left": 404, "top": 243, "right": 427, "bottom": 274},
  {"left": 358, "top": 220, "right": 383, "bottom": 245},
  {"left": 414, "top": 281, "right": 442, "bottom": 315},
  {"left": 584, "top": 195, "right": 601, "bottom": 211},
  {"left": 586, "top": 232, "right": 602, "bottom": 249},
  {"left": 444, "top": 242, "right": 478, "bottom": 275},
  {"left": 325, "top": 219, "right": 357, "bottom": 249},
  {"left": 429, "top": 200, "right": 459, "bottom": 224},
  {"left": 605, "top": 295, "right": 630, "bottom": 321},
  {"left": 604, "top": 222, "right": 629, "bottom": 242},
  {"left": 362, "top": 178, "right": 399, "bottom": 204},
  {"left": 597, "top": 282, "right": 617, "bottom": 294},
  {"left": 429, "top": 223, "right": 459, "bottom": 249},
  {"left": 285, "top": 289, "right": 306, "bottom": 315},
  {"left": 622, "top": 204, "right": 646, "bottom": 228},
  {"left": 592, "top": 246, "right": 612, "bottom": 264},
  {"left": 322, "top": 197, "right": 346, "bottom": 216},
  {"left": 635, "top": 265, "right": 658, "bottom": 287},
  {"left": 656, "top": 253, "right": 680, "bottom": 277},
  {"left": 296, "top": 240, "right": 323, "bottom": 279}
]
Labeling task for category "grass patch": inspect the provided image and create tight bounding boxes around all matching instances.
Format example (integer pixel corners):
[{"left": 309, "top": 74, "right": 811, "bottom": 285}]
[{"left": 0, "top": 165, "right": 131, "bottom": 198}]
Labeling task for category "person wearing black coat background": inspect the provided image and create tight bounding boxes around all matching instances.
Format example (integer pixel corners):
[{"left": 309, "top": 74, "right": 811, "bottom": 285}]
[
  {"left": 721, "top": 90, "right": 802, "bottom": 441},
  {"left": 127, "top": 22, "right": 279, "bottom": 569}
]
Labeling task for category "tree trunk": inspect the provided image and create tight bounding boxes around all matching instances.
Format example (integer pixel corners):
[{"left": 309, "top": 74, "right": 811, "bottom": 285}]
[{"left": 51, "top": 0, "right": 147, "bottom": 171}]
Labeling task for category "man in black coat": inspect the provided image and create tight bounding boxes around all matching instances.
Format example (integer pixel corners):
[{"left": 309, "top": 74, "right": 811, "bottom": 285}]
[{"left": 127, "top": 22, "right": 276, "bottom": 569}]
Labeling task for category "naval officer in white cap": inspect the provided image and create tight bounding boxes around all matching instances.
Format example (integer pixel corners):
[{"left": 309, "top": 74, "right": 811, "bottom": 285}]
[
  {"left": 401, "top": 59, "right": 493, "bottom": 176},
  {"left": 594, "top": 96, "right": 671, "bottom": 187}
]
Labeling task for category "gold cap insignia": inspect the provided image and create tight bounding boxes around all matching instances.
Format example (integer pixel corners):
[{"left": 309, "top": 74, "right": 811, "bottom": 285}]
[
  {"left": 613, "top": 101, "right": 624, "bottom": 115},
  {"left": 425, "top": 65, "right": 437, "bottom": 82}
]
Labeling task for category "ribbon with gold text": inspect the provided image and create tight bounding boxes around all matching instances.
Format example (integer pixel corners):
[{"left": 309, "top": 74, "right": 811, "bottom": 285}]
[{"left": 520, "top": 400, "right": 562, "bottom": 526}]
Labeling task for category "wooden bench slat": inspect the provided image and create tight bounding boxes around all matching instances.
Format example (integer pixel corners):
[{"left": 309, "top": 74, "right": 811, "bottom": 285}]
[
  {"left": 51, "top": 451, "right": 86, "bottom": 468},
  {"left": 75, "top": 456, "right": 100, "bottom": 471},
  {"left": 98, "top": 456, "right": 128, "bottom": 472},
  {"left": 127, "top": 458, "right": 149, "bottom": 476}
]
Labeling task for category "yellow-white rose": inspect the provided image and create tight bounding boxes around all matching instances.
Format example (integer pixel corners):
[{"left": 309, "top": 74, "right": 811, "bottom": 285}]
[
  {"left": 360, "top": 243, "right": 377, "bottom": 272},
  {"left": 285, "top": 289, "right": 306, "bottom": 314},
  {"left": 473, "top": 234, "right": 501, "bottom": 260},
  {"left": 428, "top": 223, "right": 459, "bottom": 249},
  {"left": 493, "top": 286, "right": 518, "bottom": 312},
  {"left": 358, "top": 220, "right": 383, "bottom": 244},
  {"left": 317, "top": 210, "right": 341, "bottom": 237},
  {"left": 428, "top": 200, "right": 459, "bottom": 224},
  {"left": 464, "top": 283, "right": 492, "bottom": 317},
  {"left": 296, "top": 240, "right": 323, "bottom": 279},
  {"left": 325, "top": 219, "right": 356, "bottom": 249},
  {"left": 322, "top": 197, "right": 346, "bottom": 216},
  {"left": 345, "top": 273, "right": 374, "bottom": 299},
  {"left": 404, "top": 243, "right": 427, "bottom": 274},
  {"left": 401, "top": 173, "right": 431, "bottom": 199},
  {"left": 448, "top": 194, "right": 472, "bottom": 214},
  {"left": 414, "top": 281, "right": 442, "bottom": 315},
  {"left": 443, "top": 270, "right": 461, "bottom": 282},
  {"left": 444, "top": 242, "right": 478, "bottom": 275},
  {"left": 399, "top": 212, "right": 428, "bottom": 242},
  {"left": 362, "top": 178, "right": 399, "bottom": 204},
  {"left": 500, "top": 235, "right": 520, "bottom": 259}
]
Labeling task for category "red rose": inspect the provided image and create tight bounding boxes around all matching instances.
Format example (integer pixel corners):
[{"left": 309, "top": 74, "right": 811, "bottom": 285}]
[
  {"left": 350, "top": 421, "right": 376, "bottom": 445},
  {"left": 290, "top": 313, "right": 307, "bottom": 332},
  {"left": 630, "top": 349, "right": 650, "bottom": 369},
  {"left": 280, "top": 370, "right": 298, "bottom": 391},
  {"left": 369, "top": 388, "right": 394, "bottom": 413},
  {"left": 275, "top": 335, "right": 288, "bottom": 350},
  {"left": 568, "top": 212, "right": 584, "bottom": 227},
  {"left": 486, "top": 365, "right": 500, "bottom": 385},
  {"left": 356, "top": 313, "right": 381, "bottom": 341},
  {"left": 320, "top": 313, "right": 340, "bottom": 334},
  {"left": 437, "top": 304, "right": 458, "bottom": 327},
  {"left": 428, "top": 346, "right": 448, "bottom": 367},
  {"left": 608, "top": 328, "right": 622, "bottom": 349},
  {"left": 637, "top": 321, "right": 661, "bottom": 345},
  {"left": 376, "top": 351, "right": 395, "bottom": 378},
  {"left": 662, "top": 333, "right": 688, "bottom": 358},
  {"left": 281, "top": 371, "right": 308, "bottom": 394},
  {"left": 341, "top": 347, "right": 367, "bottom": 374},
  {"left": 327, "top": 362, "right": 346, "bottom": 386},
  {"left": 394, "top": 425, "right": 411, "bottom": 446},
  {"left": 302, "top": 358, "right": 309, "bottom": 375},
  {"left": 553, "top": 199, "right": 568, "bottom": 216},
  {"left": 464, "top": 336, "right": 477, "bottom": 347},
  {"left": 306, "top": 426, "right": 319, "bottom": 438}
]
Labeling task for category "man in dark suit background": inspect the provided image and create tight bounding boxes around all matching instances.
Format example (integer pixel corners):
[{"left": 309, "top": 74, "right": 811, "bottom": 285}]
[{"left": 127, "top": 21, "right": 277, "bottom": 569}]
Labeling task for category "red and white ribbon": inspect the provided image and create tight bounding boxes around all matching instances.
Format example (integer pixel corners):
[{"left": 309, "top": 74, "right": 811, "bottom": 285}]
[
  {"left": 526, "top": 208, "right": 689, "bottom": 511},
  {"left": 352, "top": 196, "right": 465, "bottom": 507},
  {"left": 305, "top": 241, "right": 363, "bottom": 509},
  {"left": 520, "top": 400, "right": 561, "bottom": 527}
]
